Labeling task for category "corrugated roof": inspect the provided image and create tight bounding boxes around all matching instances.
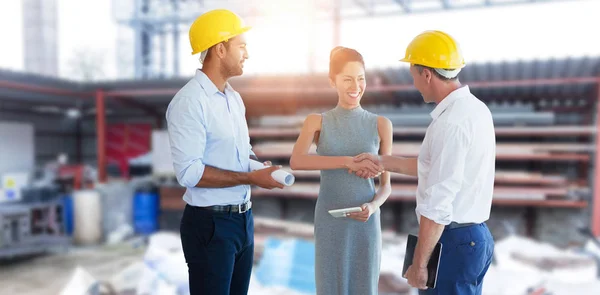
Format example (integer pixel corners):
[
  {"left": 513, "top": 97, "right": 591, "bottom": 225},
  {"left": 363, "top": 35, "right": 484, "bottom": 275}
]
[{"left": 0, "top": 56, "right": 598, "bottom": 115}]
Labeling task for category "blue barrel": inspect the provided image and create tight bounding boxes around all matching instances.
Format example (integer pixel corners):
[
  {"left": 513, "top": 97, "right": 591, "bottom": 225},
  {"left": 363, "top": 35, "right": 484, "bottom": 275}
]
[
  {"left": 133, "top": 186, "right": 160, "bottom": 234},
  {"left": 63, "top": 195, "right": 74, "bottom": 235}
]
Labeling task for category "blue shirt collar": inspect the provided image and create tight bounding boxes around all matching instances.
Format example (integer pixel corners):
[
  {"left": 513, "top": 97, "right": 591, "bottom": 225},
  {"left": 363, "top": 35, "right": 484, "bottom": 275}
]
[{"left": 194, "top": 69, "right": 234, "bottom": 96}]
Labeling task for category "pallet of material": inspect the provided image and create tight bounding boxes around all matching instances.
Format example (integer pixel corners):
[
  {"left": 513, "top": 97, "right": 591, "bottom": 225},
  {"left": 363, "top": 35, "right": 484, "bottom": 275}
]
[
  {"left": 286, "top": 168, "right": 567, "bottom": 186},
  {"left": 251, "top": 184, "right": 589, "bottom": 208},
  {"left": 251, "top": 111, "right": 560, "bottom": 128},
  {"left": 252, "top": 142, "right": 592, "bottom": 161},
  {"left": 252, "top": 183, "right": 567, "bottom": 199},
  {"left": 157, "top": 184, "right": 588, "bottom": 211},
  {"left": 249, "top": 125, "right": 596, "bottom": 138}
]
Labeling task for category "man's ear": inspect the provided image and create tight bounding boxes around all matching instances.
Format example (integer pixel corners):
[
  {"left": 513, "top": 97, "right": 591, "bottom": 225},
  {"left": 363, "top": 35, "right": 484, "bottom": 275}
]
[
  {"left": 424, "top": 68, "right": 433, "bottom": 84},
  {"left": 329, "top": 77, "right": 336, "bottom": 88},
  {"left": 215, "top": 43, "right": 227, "bottom": 59}
]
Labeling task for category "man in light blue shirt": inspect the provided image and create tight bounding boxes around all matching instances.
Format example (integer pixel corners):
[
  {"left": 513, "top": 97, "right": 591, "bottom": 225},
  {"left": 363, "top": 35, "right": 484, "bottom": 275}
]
[{"left": 166, "top": 9, "right": 283, "bottom": 295}]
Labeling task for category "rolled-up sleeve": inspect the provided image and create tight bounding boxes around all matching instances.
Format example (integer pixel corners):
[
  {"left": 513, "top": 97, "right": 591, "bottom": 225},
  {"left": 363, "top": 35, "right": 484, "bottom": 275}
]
[
  {"left": 416, "top": 123, "right": 471, "bottom": 225},
  {"left": 166, "top": 96, "right": 207, "bottom": 188}
]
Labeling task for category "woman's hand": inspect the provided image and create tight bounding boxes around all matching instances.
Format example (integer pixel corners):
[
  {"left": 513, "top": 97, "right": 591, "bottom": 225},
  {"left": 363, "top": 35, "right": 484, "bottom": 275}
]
[
  {"left": 347, "top": 203, "right": 378, "bottom": 222},
  {"left": 345, "top": 158, "right": 382, "bottom": 178},
  {"left": 353, "top": 168, "right": 381, "bottom": 179}
]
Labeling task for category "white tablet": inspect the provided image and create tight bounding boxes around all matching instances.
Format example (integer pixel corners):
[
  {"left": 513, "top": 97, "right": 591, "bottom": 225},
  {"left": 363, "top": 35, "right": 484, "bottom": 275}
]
[{"left": 328, "top": 207, "right": 363, "bottom": 218}]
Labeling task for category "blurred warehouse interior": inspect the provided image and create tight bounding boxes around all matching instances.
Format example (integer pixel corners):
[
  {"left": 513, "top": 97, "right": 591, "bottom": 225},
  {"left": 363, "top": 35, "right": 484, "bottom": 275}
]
[{"left": 1, "top": 0, "right": 600, "bottom": 294}]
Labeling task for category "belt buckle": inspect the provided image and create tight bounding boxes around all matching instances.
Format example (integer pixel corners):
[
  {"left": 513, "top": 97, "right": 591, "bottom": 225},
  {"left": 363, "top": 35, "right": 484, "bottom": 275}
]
[{"left": 238, "top": 201, "right": 251, "bottom": 213}]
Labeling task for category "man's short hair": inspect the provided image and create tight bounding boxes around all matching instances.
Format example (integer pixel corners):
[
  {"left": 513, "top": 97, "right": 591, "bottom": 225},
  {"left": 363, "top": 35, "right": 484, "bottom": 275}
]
[
  {"left": 414, "top": 64, "right": 460, "bottom": 81},
  {"left": 201, "top": 40, "right": 232, "bottom": 64}
]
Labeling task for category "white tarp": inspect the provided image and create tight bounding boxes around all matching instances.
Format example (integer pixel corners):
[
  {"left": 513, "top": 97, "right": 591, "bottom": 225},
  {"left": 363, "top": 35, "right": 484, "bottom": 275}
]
[{"left": 72, "top": 232, "right": 600, "bottom": 295}]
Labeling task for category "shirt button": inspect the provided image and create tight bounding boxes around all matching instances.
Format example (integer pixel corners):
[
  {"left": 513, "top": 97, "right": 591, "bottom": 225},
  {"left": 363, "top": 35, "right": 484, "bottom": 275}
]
[{"left": 470, "top": 241, "right": 475, "bottom": 246}]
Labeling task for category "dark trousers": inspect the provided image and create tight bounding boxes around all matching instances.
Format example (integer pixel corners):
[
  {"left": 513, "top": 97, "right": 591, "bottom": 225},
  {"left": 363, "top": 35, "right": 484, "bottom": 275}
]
[
  {"left": 419, "top": 223, "right": 494, "bottom": 295},
  {"left": 180, "top": 204, "right": 254, "bottom": 295}
]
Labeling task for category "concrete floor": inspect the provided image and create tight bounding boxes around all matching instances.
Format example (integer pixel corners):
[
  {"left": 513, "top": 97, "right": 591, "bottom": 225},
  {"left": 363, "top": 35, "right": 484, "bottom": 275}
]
[{"left": 0, "top": 244, "right": 145, "bottom": 295}]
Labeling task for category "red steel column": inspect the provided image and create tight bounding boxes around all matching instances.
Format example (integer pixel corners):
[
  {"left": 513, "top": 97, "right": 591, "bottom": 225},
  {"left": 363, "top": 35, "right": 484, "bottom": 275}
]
[{"left": 96, "top": 89, "right": 107, "bottom": 183}]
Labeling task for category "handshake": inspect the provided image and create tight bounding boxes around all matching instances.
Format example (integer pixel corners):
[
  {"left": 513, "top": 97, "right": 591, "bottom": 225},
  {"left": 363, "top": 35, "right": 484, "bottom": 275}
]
[{"left": 346, "top": 153, "right": 384, "bottom": 179}]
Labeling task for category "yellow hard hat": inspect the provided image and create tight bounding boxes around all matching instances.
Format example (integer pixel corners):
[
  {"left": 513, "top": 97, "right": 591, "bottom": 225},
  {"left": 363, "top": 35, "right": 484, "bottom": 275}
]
[
  {"left": 188, "top": 9, "right": 251, "bottom": 55},
  {"left": 400, "top": 30, "right": 465, "bottom": 69}
]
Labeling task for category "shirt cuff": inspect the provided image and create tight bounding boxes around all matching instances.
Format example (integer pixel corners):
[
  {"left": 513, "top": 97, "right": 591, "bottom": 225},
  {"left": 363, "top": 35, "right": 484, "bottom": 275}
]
[
  {"left": 178, "top": 161, "right": 206, "bottom": 188},
  {"left": 416, "top": 203, "right": 453, "bottom": 226}
]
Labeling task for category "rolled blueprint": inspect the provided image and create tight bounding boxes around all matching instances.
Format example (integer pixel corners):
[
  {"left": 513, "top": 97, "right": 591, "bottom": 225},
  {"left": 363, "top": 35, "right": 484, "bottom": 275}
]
[{"left": 249, "top": 159, "right": 295, "bottom": 187}]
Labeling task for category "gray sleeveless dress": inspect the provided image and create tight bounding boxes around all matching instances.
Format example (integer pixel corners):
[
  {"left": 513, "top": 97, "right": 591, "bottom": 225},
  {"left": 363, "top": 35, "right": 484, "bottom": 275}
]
[{"left": 314, "top": 105, "right": 382, "bottom": 295}]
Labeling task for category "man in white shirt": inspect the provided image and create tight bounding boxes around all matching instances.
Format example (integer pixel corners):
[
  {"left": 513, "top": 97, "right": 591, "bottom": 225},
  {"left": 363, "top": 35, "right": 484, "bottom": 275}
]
[{"left": 354, "top": 30, "right": 496, "bottom": 295}]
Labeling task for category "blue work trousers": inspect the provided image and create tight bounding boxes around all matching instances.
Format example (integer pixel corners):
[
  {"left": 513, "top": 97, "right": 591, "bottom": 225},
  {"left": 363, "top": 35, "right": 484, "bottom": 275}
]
[
  {"left": 180, "top": 204, "right": 254, "bottom": 295},
  {"left": 419, "top": 223, "right": 494, "bottom": 295}
]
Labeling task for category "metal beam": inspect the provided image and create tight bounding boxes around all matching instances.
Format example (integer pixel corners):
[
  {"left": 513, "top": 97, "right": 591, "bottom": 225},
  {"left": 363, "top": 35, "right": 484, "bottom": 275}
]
[
  {"left": 0, "top": 80, "right": 165, "bottom": 115},
  {"left": 0, "top": 106, "right": 67, "bottom": 117},
  {"left": 103, "top": 76, "right": 600, "bottom": 97},
  {"left": 96, "top": 89, "right": 107, "bottom": 183},
  {"left": 0, "top": 80, "right": 89, "bottom": 98},
  {"left": 0, "top": 96, "right": 78, "bottom": 108}
]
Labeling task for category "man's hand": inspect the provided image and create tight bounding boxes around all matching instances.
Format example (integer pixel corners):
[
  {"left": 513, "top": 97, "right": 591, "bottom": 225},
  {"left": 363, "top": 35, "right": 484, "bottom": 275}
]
[
  {"left": 347, "top": 203, "right": 377, "bottom": 222},
  {"left": 352, "top": 153, "right": 382, "bottom": 178},
  {"left": 263, "top": 161, "right": 272, "bottom": 167},
  {"left": 248, "top": 165, "right": 284, "bottom": 189},
  {"left": 353, "top": 153, "right": 381, "bottom": 166},
  {"left": 354, "top": 153, "right": 383, "bottom": 168},
  {"left": 353, "top": 167, "right": 381, "bottom": 179},
  {"left": 345, "top": 157, "right": 383, "bottom": 178},
  {"left": 404, "top": 265, "right": 429, "bottom": 290}
]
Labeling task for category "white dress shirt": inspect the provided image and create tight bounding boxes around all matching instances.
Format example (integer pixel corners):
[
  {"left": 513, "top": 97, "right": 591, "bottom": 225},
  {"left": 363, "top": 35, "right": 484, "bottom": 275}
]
[
  {"left": 166, "top": 70, "right": 254, "bottom": 207},
  {"left": 415, "top": 85, "right": 496, "bottom": 225}
]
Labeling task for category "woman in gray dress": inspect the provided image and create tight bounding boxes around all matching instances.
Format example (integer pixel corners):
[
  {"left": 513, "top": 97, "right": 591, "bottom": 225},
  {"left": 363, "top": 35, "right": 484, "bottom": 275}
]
[{"left": 289, "top": 46, "right": 393, "bottom": 295}]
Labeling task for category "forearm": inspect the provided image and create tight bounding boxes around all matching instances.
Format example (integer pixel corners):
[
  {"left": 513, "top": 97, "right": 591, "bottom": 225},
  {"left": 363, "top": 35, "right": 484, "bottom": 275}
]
[
  {"left": 194, "top": 165, "right": 251, "bottom": 188},
  {"left": 413, "top": 215, "right": 445, "bottom": 268},
  {"left": 380, "top": 155, "right": 418, "bottom": 177},
  {"left": 290, "top": 155, "right": 352, "bottom": 171},
  {"left": 371, "top": 173, "right": 392, "bottom": 208}
]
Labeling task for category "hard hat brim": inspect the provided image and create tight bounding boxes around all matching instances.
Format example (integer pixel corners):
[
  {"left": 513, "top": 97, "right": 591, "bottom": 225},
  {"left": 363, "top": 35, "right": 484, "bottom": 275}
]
[
  {"left": 399, "top": 57, "right": 466, "bottom": 69},
  {"left": 191, "top": 26, "right": 252, "bottom": 55}
]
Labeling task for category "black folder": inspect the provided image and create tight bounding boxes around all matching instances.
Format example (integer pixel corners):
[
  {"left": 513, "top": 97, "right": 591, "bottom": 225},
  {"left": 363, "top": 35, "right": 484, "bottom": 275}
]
[{"left": 402, "top": 234, "right": 442, "bottom": 289}]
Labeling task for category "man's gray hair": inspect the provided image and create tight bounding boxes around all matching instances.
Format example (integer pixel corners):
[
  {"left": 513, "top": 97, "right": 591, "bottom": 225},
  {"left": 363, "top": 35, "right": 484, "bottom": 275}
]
[
  {"left": 433, "top": 68, "right": 462, "bottom": 79},
  {"left": 415, "top": 64, "right": 461, "bottom": 81}
]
